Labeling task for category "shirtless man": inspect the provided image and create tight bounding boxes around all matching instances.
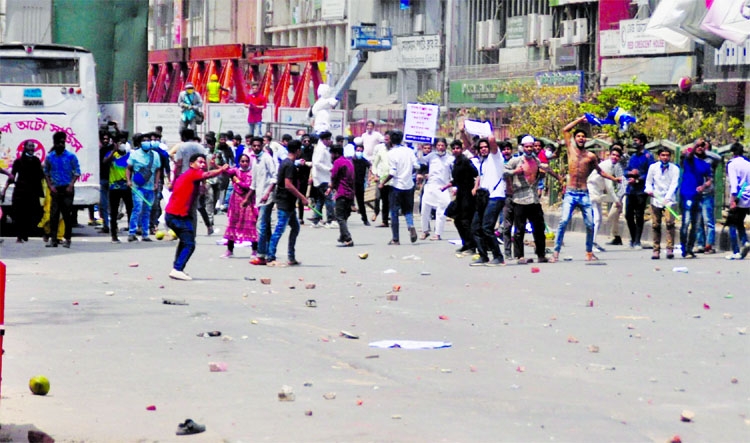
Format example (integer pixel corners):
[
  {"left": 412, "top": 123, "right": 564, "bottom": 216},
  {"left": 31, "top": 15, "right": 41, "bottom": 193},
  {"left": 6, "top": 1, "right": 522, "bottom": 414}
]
[{"left": 552, "top": 116, "right": 621, "bottom": 262}]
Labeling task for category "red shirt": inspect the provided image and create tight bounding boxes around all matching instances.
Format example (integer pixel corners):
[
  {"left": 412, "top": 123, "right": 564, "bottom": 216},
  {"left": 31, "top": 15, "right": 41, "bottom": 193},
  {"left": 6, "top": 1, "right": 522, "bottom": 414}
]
[
  {"left": 246, "top": 93, "right": 267, "bottom": 124},
  {"left": 165, "top": 168, "right": 204, "bottom": 216}
]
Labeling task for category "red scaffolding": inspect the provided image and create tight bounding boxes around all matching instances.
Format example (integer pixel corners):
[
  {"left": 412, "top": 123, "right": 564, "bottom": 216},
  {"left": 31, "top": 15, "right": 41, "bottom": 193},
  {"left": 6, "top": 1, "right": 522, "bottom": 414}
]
[{"left": 146, "top": 44, "right": 328, "bottom": 119}]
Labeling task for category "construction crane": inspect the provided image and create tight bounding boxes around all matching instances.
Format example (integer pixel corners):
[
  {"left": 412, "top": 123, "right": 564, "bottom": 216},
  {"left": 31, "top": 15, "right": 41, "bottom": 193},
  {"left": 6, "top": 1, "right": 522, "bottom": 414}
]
[{"left": 331, "top": 23, "right": 393, "bottom": 102}]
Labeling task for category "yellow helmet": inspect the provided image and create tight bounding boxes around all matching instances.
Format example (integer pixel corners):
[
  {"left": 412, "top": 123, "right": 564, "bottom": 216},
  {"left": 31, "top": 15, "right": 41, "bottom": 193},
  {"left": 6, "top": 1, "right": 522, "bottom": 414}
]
[{"left": 210, "top": 74, "right": 218, "bottom": 81}]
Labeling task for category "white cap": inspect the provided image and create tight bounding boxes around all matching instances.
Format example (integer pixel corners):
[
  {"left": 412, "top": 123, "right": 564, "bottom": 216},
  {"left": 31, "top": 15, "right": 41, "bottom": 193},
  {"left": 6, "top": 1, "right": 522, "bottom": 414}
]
[
  {"left": 521, "top": 135, "right": 535, "bottom": 145},
  {"left": 353, "top": 137, "right": 363, "bottom": 146},
  {"left": 185, "top": 83, "right": 194, "bottom": 89}
]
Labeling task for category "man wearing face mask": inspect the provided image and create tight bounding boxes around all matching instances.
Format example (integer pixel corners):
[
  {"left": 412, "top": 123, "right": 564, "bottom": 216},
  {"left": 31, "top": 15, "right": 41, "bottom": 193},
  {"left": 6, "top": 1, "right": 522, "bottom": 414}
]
[
  {"left": 43, "top": 131, "right": 80, "bottom": 248},
  {"left": 352, "top": 140, "right": 372, "bottom": 225},
  {"left": 417, "top": 138, "right": 453, "bottom": 240},
  {"left": 624, "top": 133, "right": 655, "bottom": 249},
  {"left": 126, "top": 133, "right": 161, "bottom": 242},
  {"left": 103, "top": 133, "right": 133, "bottom": 243},
  {"left": 505, "top": 136, "right": 562, "bottom": 264}
]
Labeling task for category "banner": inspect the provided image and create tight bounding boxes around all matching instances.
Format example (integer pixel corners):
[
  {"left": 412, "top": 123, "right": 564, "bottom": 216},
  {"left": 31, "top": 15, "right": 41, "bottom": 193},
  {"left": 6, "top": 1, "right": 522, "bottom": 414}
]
[
  {"left": 645, "top": 0, "right": 724, "bottom": 49},
  {"left": 404, "top": 103, "right": 439, "bottom": 144},
  {"left": 701, "top": 0, "right": 750, "bottom": 45}
]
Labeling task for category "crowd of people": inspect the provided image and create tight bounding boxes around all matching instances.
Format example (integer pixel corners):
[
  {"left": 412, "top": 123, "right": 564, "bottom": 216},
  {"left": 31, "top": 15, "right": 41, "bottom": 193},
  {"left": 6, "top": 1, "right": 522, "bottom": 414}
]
[{"left": 3, "top": 112, "right": 750, "bottom": 279}]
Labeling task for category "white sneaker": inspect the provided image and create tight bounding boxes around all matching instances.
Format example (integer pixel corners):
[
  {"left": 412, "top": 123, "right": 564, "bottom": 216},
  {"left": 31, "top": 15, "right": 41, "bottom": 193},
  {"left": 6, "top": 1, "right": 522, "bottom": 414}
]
[
  {"left": 327, "top": 221, "right": 339, "bottom": 229},
  {"left": 725, "top": 253, "right": 742, "bottom": 260},
  {"left": 169, "top": 269, "right": 193, "bottom": 280},
  {"left": 311, "top": 222, "right": 322, "bottom": 228}
]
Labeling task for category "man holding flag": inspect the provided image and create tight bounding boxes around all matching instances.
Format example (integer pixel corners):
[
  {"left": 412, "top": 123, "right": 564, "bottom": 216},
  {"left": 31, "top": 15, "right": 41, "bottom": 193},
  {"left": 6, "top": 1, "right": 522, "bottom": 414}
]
[{"left": 645, "top": 147, "right": 680, "bottom": 260}]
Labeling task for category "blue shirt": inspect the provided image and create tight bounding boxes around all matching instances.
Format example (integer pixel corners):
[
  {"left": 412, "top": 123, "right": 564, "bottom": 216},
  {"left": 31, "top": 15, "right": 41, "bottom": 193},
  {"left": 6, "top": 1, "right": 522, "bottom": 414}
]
[
  {"left": 626, "top": 150, "right": 655, "bottom": 195},
  {"left": 680, "top": 156, "right": 711, "bottom": 201},
  {"left": 127, "top": 148, "right": 161, "bottom": 188},
  {"left": 44, "top": 149, "right": 81, "bottom": 187}
]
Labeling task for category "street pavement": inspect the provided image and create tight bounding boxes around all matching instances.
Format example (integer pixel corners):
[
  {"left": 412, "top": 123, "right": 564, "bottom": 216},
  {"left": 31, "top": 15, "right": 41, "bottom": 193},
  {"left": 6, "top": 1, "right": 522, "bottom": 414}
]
[{"left": 0, "top": 209, "right": 747, "bottom": 442}]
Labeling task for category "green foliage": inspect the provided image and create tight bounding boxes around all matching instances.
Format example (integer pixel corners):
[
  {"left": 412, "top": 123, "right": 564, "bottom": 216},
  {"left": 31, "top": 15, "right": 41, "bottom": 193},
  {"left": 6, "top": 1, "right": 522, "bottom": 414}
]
[
  {"left": 498, "top": 78, "right": 742, "bottom": 146},
  {"left": 417, "top": 89, "right": 442, "bottom": 105}
]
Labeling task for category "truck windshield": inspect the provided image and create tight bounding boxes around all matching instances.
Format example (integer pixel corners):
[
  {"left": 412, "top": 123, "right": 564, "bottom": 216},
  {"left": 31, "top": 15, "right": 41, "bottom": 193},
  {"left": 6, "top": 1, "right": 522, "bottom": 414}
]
[{"left": 0, "top": 57, "right": 79, "bottom": 85}]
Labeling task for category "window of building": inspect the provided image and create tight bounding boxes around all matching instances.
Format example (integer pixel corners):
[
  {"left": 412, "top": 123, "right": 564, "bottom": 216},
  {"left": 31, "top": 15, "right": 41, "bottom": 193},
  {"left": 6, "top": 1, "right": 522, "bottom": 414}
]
[{"left": 371, "top": 72, "right": 397, "bottom": 95}]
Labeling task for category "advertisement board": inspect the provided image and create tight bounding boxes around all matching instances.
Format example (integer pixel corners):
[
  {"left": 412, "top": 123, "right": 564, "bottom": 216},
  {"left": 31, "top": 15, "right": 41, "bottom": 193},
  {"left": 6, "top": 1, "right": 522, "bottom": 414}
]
[{"left": 133, "top": 103, "right": 183, "bottom": 145}]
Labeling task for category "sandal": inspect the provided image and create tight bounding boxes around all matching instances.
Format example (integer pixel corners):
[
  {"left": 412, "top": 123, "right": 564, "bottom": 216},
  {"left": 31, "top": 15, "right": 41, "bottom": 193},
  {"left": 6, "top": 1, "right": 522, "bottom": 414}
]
[
  {"left": 287, "top": 259, "right": 301, "bottom": 266},
  {"left": 420, "top": 232, "right": 430, "bottom": 240},
  {"left": 176, "top": 418, "right": 205, "bottom": 435},
  {"left": 429, "top": 235, "right": 441, "bottom": 241},
  {"left": 585, "top": 252, "right": 599, "bottom": 262},
  {"left": 549, "top": 252, "right": 560, "bottom": 263},
  {"left": 388, "top": 240, "right": 400, "bottom": 245}
]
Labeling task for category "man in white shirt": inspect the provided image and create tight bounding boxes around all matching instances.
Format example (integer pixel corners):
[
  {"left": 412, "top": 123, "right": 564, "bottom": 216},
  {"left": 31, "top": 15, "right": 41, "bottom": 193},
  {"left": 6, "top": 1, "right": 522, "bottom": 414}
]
[
  {"left": 361, "top": 120, "right": 383, "bottom": 160},
  {"left": 645, "top": 147, "right": 680, "bottom": 259},
  {"left": 248, "top": 137, "right": 277, "bottom": 266},
  {"left": 725, "top": 142, "right": 750, "bottom": 259},
  {"left": 587, "top": 145, "right": 625, "bottom": 253},
  {"left": 417, "top": 138, "right": 454, "bottom": 240},
  {"left": 379, "top": 131, "right": 417, "bottom": 245},
  {"left": 310, "top": 130, "right": 335, "bottom": 227},
  {"left": 469, "top": 135, "right": 506, "bottom": 266},
  {"left": 371, "top": 132, "right": 392, "bottom": 226}
]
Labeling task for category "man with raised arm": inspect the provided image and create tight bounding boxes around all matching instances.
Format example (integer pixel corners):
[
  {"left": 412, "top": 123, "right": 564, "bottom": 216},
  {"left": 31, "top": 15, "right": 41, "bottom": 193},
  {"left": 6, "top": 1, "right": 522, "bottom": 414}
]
[{"left": 551, "top": 116, "right": 621, "bottom": 262}]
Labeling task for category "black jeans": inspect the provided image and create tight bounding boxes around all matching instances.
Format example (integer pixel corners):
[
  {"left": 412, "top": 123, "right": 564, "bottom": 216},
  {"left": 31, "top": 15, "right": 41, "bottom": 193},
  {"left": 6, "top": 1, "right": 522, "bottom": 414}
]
[
  {"left": 502, "top": 199, "right": 516, "bottom": 257},
  {"left": 335, "top": 197, "right": 353, "bottom": 242},
  {"left": 109, "top": 188, "right": 133, "bottom": 239},
  {"left": 626, "top": 193, "right": 648, "bottom": 245},
  {"left": 513, "top": 203, "right": 547, "bottom": 259},
  {"left": 355, "top": 184, "right": 367, "bottom": 222},
  {"left": 49, "top": 187, "right": 75, "bottom": 242},
  {"left": 471, "top": 197, "right": 504, "bottom": 260},
  {"left": 379, "top": 185, "right": 392, "bottom": 224},
  {"left": 297, "top": 166, "right": 311, "bottom": 221}
]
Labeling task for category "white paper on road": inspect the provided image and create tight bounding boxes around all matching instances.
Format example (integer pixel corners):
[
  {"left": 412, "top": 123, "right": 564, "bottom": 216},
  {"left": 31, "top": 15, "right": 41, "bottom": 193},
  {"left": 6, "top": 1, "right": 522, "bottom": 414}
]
[
  {"left": 369, "top": 340, "right": 452, "bottom": 349},
  {"left": 463, "top": 120, "right": 493, "bottom": 137}
]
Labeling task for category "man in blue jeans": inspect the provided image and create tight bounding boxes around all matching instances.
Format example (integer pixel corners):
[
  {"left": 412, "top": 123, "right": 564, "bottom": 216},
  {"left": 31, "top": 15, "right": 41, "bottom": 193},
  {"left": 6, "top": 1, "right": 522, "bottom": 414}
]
[
  {"left": 552, "top": 116, "right": 621, "bottom": 262},
  {"left": 679, "top": 147, "right": 712, "bottom": 258},
  {"left": 690, "top": 138, "right": 721, "bottom": 254},
  {"left": 164, "top": 154, "right": 228, "bottom": 281},
  {"left": 267, "top": 140, "right": 309, "bottom": 266},
  {"left": 378, "top": 131, "right": 418, "bottom": 245},
  {"left": 469, "top": 134, "right": 506, "bottom": 267},
  {"left": 248, "top": 136, "right": 277, "bottom": 266}
]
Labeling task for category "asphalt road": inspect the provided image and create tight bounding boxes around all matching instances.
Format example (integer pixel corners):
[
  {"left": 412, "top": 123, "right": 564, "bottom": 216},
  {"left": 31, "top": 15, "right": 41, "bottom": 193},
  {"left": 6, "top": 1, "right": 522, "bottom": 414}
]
[{"left": 0, "top": 210, "right": 747, "bottom": 442}]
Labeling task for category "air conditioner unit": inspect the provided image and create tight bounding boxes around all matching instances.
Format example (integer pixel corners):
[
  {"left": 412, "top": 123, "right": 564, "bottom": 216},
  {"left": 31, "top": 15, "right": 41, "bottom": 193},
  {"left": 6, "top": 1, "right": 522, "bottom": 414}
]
[
  {"left": 573, "top": 18, "right": 588, "bottom": 44},
  {"left": 265, "top": 0, "right": 273, "bottom": 13},
  {"left": 526, "top": 13, "right": 540, "bottom": 46},
  {"left": 561, "top": 20, "right": 574, "bottom": 46},
  {"left": 264, "top": 13, "right": 273, "bottom": 27},
  {"left": 539, "top": 15, "right": 553, "bottom": 45},
  {"left": 739, "top": 41, "right": 748, "bottom": 65},
  {"left": 476, "top": 20, "right": 488, "bottom": 51},
  {"left": 487, "top": 19, "right": 501, "bottom": 49},
  {"left": 413, "top": 14, "right": 424, "bottom": 33},
  {"left": 726, "top": 41, "right": 738, "bottom": 65},
  {"left": 549, "top": 38, "right": 562, "bottom": 68}
]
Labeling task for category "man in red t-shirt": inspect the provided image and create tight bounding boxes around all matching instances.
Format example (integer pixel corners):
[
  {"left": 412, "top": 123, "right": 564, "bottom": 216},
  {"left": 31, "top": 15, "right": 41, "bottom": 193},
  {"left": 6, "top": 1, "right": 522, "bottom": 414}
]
[
  {"left": 165, "top": 153, "right": 228, "bottom": 280},
  {"left": 245, "top": 83, "right": 267, "bottom": 137}
]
